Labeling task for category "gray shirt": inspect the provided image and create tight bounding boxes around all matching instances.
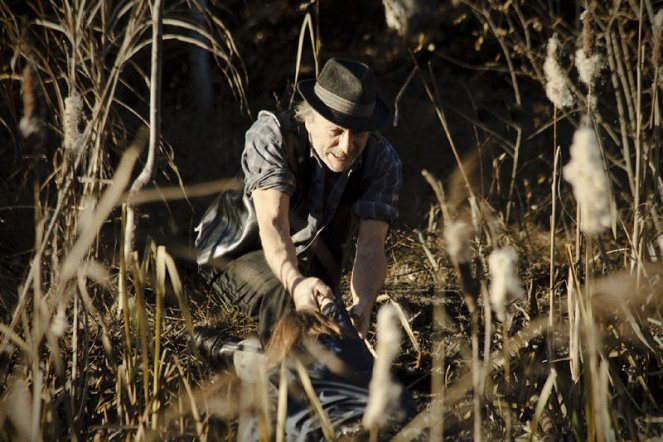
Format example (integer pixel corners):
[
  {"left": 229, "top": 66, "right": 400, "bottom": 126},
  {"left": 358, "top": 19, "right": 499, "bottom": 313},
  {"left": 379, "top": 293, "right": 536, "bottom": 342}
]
[{"left": 241, "top": 110, "right": 401, "bottom": 260}]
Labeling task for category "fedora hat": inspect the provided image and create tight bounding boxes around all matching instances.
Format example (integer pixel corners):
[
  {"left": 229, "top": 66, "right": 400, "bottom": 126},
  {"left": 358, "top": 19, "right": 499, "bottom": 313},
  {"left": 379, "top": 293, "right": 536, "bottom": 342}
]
[{"left": 297, "top": 58, "right": 389, "bottom": 132}]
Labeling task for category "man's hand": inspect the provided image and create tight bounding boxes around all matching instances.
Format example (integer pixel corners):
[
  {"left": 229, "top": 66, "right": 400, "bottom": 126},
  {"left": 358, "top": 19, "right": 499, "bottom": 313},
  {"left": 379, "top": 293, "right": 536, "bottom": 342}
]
[
  {"left": 291, "top": 276, "right": 334, "bottom": 312},
  {"left": 349, "top": 302, "right": 372, "bottom": 339}
]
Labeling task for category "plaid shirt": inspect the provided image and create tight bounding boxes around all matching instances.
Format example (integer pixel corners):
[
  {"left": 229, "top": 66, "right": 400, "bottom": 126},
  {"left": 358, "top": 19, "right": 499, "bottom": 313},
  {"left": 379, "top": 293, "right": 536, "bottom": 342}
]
[{"left": 241, "top": 110, "right": 401, "bottom": 259}]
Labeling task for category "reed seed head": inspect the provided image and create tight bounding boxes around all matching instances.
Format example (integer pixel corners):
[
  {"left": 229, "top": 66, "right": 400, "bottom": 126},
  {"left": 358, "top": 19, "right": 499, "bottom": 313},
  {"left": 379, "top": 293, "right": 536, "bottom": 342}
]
[
  {"left": 581, "top": 10, "right": 592, "bottom": 57},
  {"left": 50, "top": 307, "right": 69, "bottom": 338},
  {"left": 19, "top": 65, "right": 41, "bottom": 139},
  {"left": 562, "top": 126, "right": 614, "bottom": 235},
  {"left": 363, "top": 304, "right": 403, "bottom": 429},
  {"left": 64, "top": 94, "right": 84, "bottom": 156},
  {"left": 488, "top": 246, "right": 524, "bottom": 322},
  {"left": 382, "top": 0, "right": 406, "bottom": 37},
  {"left": 575, "top": 48, "right": 603, "bottom": 91},
  {"left": 653, "top": 10, "right": 663, "bottom": 70},
  {"left": 445, "top": 220, "right": 474, "bottom": 264},
  {"left": 544, "top": 34, "right": 574, "bottom": 109},
  {"left": 655, "top": 9, "right": 663, "bottom": 31}
]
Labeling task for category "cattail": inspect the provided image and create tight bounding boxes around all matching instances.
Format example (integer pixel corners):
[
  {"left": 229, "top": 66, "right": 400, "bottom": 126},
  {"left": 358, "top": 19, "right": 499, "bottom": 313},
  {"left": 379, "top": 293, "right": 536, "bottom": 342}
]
[
  {"left": 50, "top": 306, "right": 69, "bottom": 339},
  {"left": 382, "top": 0, "right": 406, "bottom": 36},
  {"left": 582, "top": 9, "right": 592, "bottom": 57},
  {"left": 19, "top": 65, "right": 40, "bottom": 139},
  {"left": 63, "top": 94, "right": 84, "bottom": 156},
  {"left": 382, "top": 0, "right": 432, "bottom": 38},
  {"left": 3, "top": 377, "right": 33, "bottom": 440},
  {"left": 488, "top": 246, "right": 524, "bottom": 322},
  {"left": 544, "top": 34, "right": 574, "bottom": 109},
  {"left": 444, "top": 221, "right": 473, "bottom": 264},
  {"left": 575, "top": 11, "right": 603, "bottom": 92},
  {"left": 445, "top": 220, "right": 479, "bottom": 312},
  {"left": 363, "top": 304, "right": 402, "bottom": 429},
  {"left": 562, "top": 126, "right": 614, "bottom": 235},
  {"left": 653, "top": 10, "right": 663, "bottom": 70}
]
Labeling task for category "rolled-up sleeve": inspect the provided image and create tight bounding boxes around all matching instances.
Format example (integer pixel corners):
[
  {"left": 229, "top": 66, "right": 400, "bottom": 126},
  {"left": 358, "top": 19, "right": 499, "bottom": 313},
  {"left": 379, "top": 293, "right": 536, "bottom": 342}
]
[
  {"left": 351, "top": 135, "right": 402, "bottom": 222},
  {"left": 241, "top": 112, "right": 296, "bottom": 196}
]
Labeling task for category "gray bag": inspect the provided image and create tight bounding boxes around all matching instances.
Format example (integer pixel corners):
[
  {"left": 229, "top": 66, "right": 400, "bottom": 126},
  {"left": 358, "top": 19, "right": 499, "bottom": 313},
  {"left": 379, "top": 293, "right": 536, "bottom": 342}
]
[{"left": 193, "top": 186, "right": 260, "bottom": 265}]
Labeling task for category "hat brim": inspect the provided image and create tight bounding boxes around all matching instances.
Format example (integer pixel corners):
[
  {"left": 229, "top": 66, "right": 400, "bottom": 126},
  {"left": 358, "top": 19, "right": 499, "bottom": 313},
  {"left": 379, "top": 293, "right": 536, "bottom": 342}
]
[{"left": 297, "top": 79, "right": 390, "bottom": 132}]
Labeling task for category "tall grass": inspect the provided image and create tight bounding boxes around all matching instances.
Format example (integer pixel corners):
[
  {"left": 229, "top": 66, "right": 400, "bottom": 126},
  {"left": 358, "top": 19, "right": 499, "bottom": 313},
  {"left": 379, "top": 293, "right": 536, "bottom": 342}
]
[
  {"left": 0, "top": 0, "right": 244, "bottom": 439},
  {"left": 407, "top": 0, "right": 663, "bottom": 439}
]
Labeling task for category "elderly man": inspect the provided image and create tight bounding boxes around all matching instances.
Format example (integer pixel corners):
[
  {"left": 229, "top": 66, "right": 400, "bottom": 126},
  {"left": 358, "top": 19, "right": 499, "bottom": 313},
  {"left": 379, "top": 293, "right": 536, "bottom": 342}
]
[{"left": 197, "top": 58, "right": 401, "bottom": 345}]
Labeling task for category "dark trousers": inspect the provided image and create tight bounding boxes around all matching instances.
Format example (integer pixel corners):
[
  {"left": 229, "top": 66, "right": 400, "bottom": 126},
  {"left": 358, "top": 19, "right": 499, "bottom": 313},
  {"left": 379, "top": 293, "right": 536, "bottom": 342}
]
[{"left": 202, "top": 251, "right": 295, "bottom": 345}]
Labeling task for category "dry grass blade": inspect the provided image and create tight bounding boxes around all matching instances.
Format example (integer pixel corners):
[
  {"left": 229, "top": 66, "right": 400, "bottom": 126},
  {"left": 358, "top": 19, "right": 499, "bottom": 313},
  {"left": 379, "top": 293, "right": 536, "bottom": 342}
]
[
  {"left": 294, "top": 358, "right": 335, "bottom": 441},
  {"left": 276, "top": 360, "right": 288, "bottom": 442},
  {"left": 122, "top": 178, "right": 241, "bottom": 205},
  {"left": 390, "top": 298, "right": 422, "bottom": 368},
  {"left": 131, "top": 253, "right": 151, "bottom": 405},
  {"left": 255, "top": 362, "right": 272, "bottom": 441},
  {"left": 2, "top": 377, "right": 33, "bottom": 440},
  {"left": 0, "top": 323, "right": 31, "bottom": 356},
  {"left": 289, "top": 12, "right": 318, "bottom": 108},
  {"left": 528, "top": 368, "right": 557, "bottom": 442},
  {"left": 153, "top": 245, "right": 167, "bottom": 428},
  {"left": 175, "top": 359, "right": 205, "bottom": 440},
  {"left": 162, "top": 249, "right": 195, "bottom": 337},
  {"left": 430, "top": 339, "right": 445, "bottom": 442}
]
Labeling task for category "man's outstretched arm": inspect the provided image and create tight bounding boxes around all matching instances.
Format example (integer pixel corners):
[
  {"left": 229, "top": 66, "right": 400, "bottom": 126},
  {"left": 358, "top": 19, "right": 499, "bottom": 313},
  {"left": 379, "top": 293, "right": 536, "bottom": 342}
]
[
  {"left": 252, "top": 188, "right": 333, "bottom": 311},
  {"left": 349, "top": 219, "right": 389, "bottom": 339}
]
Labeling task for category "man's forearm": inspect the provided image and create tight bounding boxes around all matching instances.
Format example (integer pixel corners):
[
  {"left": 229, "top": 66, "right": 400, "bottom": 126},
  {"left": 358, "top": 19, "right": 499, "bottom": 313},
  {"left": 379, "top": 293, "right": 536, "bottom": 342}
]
[
  {"left": 351, "top": 247, "right": 386, "bottom": 309},
  {"left": 252, "top": 189, "right": 302, "bottom": 292},
  {"left": 349, "top": 220, "right": 389, "bottom": 337},
  {"left": 259, "top": 217, "right": 303, "bottom": 292}
]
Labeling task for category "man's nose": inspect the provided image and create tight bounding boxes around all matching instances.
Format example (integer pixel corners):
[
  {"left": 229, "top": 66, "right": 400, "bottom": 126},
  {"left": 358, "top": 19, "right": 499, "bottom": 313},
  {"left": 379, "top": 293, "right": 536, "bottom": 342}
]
[{"left": 339, "top": 131, "right": 351, "bottom": 154}]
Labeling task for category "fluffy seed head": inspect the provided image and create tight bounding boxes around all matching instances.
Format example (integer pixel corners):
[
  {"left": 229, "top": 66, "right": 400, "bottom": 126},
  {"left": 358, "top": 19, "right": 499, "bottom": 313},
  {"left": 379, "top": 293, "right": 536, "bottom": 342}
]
[
  {"left": 64, "top": 94, "right": 84, "bottom": 155},
  {"left": 544, "top": 34, "right": 574, "bottom": 109},
  {"left": 50, "top": 307, "right": 69, "bottom": 338},
  {"left": 363, "top": 304, "right": 402, "bottom": 429},
  {"left": 445, "top": 221, "right": 474, "bottom": 264},
  {"left": 562, "top": 126, "right": 614, "bottom": 235},
  {"left": 655, "top": 9, "right": 663, "bottom": 31},
  {"left": 575, "top": 48, "right": 603, "bottom": 91},
  {"left": 488, "top": 246, "right": 524, "bottom": 322},
  {"left": 654, "top": 10, "right": 663, "bottom": 68},
  {"left": 383, "top": 0, "right": 406, "bottom": 36},
  {"left": 19, "top": 65, "right": 41, "bottom": 139}
]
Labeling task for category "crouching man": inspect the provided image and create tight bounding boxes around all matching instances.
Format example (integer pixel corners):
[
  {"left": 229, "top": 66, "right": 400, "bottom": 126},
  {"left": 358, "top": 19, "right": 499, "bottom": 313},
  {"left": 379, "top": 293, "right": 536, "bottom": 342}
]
[{"left": 196, "top": 57, "right": 401, "bottom": 346}]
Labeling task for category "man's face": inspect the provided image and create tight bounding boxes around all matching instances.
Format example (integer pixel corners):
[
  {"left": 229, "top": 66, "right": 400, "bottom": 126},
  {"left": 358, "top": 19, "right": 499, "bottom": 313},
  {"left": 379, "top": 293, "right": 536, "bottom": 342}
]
[{"left": 305, "top": 112, "right": 369, "bottom": 173}]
